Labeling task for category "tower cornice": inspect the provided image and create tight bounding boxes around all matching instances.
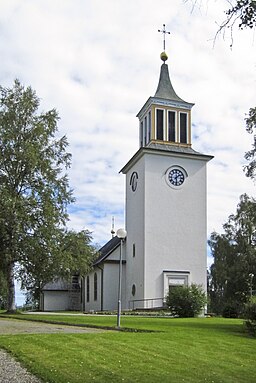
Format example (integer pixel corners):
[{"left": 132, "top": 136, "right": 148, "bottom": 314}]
[
  {"left": 136, "top": 96, "right": 194, "bottom": 120},
  {"left": 120, "top": 144, "right": 214, "bottom": 174}
]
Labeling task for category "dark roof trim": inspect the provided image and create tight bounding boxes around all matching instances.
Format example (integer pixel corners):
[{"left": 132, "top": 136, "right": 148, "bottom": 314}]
[
  {"left": 105, "top": 260, "right": 126, "bottom": 264},
  {"left": 42, "top": 289, "right": 69, "bottom": 292},
  {"left": 93, "top": 236, "right": 121, "bottom": 266},
  {"left": 163, "top": 270, "right": 190, "bottom": 274}
]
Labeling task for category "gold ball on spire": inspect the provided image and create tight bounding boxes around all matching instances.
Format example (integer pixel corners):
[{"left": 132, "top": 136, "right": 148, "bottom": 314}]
[{"left": 160, "top": 51, "right": 168, "bottom": 62}]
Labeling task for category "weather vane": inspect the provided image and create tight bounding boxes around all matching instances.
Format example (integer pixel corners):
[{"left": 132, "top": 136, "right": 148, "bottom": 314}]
[{"left": 158, "top": 24, "right": 170, "bottom": 51}]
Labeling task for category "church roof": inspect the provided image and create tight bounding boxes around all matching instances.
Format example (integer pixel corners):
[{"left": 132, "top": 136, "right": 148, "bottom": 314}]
[
  {"left": 42, "top": 279, "right": 70, "bottom": 291},
  {"left": 147, "top": 142, "right": 199, "bottom": 154},
  {"left": 93, "top": 236, "right": 121, "bottom": 266},
  {"left": 154, "top": 63, "right": 185, "bottom": 102},
  {"left": 120, "top": 143, "right": 214, "bottom": 174},
  {"left": 136, "top": 60, "right": 194, "bottom": 119}
]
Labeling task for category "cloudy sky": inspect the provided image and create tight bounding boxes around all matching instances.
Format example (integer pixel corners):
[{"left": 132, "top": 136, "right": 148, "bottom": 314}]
[{"left": 1, "top": 0, "right": 255, "bottom": 260}]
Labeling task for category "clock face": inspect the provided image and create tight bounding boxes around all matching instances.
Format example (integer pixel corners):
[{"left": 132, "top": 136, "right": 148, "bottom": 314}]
[
  {"left": 130, "top": 171, "right": 138, "bottom": 192},
  {"left": 168, "top": 168, "right": 185, "bottom": 187}
]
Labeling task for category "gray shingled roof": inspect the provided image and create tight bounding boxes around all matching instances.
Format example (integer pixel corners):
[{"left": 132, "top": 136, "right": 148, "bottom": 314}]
[
  {"left": 43, "top": 279, "right": 70, "bottom": 291},
  {"left": 93, "top": 236, "right": 121, "bottom": 266},
  {"left": 147, "top": 141, "right": 201, "bottom": 155},
  {"left": 154, "top": 63, "right": 186, "bottom": 102}
]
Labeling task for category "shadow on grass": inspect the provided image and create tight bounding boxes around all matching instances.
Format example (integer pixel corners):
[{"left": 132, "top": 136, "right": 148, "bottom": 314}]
[
  {"left": 166, "top": 318, "right": 246, "bottom": 337},
  {"left": 0, "top": 312, "right": 248, "bottom": 338}
]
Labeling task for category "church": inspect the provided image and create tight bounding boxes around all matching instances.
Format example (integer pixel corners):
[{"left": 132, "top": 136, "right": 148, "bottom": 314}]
[{"left": 41, "top": 45, "right": 213, "bottom": 312}]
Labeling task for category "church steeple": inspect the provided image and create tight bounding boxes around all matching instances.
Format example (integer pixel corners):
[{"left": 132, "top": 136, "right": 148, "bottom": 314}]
[
  {"left": 154, "top": 60, "right": 185, "bottom": 103},
  {"left": 137, "top": 49, "right": 194, "bottom": 149}
]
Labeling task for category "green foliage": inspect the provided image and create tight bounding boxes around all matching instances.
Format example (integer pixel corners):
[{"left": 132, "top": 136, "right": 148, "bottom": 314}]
[
  {"left": 0, "top": 80, "right": 94, "bottom": 311},
  {"left": 0, "top": 269, "right": 7, "bottom": 309},
  {"left": 222, "top": 301, "right": 243, "bottom": 318},
  {"left": 244, "top": 297, "right": 256, "bottom": 336},
  {"left": 22, "top": 229, "right": 95, "bottom": 306},
  {"left": 165, "top": 284, "right": 207, "bottom": 317},
  {"left": 208, "top": 194, "right": 256, "bottom": 315},
  {"left": 244, "top": 107, "right": 256, "bottom": 180}
]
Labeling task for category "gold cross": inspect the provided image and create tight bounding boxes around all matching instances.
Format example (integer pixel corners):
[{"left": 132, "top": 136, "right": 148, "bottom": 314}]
[{"left": 158, "top": 24, "right": 170, "bottom": 51}]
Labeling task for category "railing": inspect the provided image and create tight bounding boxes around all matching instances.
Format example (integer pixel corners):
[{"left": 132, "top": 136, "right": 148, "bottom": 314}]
[{"left": 129, "top": 297, "right": 166, "bottom": 310}]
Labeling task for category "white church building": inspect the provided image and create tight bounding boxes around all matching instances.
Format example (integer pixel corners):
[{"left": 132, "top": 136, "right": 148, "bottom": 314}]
[{"left": 41, "top": 49, "right": 213, "bottom": 312}]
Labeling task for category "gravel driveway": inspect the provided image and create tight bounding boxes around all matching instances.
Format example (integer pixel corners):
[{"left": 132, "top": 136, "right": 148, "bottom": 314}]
[
  {"left": 0, "top": 317, "right": 104, "bottom": 383},
  {"left": 0, "top": 318, "right": 103, "bottom": 334}
]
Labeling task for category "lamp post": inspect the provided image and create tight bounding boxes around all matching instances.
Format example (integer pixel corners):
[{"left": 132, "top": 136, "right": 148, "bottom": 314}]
[
  {"left": 116, "top": 228, "right": 127, "bottom": 328},
  {"left": 249, "top": 273, "right": 254, "bottom": 298}
]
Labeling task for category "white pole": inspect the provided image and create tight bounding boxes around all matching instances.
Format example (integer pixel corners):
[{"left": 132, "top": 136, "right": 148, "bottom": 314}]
[
  {"left": 117, "top": 238, "right": 123, "bottom": 328},
  {"left": 116, "top": 228, "right": 127, "bottom": 329}
]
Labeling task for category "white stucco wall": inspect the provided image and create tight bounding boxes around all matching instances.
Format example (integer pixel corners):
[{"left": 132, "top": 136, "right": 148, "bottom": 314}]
[
  {"left": 144, "top": 152, "right": 208, "bottom": 300},
  {"left": 103, "top": 262, "right": 126, "bottom": 311},
  {"left": 124, "top": 149, "right": 210, "bottom": 308},
  {"left": 84, "top": 245, "right": 126, "bottom": 312},
  {"left": 43, "top": 291, "right": 70, "bottom": 311},
  {"left": 83, "top": 269, "right": 102, "bottom": 312},
  {"left": 125, "top": 157, "right": 146, "bottom": 309}
]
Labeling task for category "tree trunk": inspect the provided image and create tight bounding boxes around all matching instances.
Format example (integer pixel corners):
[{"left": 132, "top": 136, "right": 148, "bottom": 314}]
[{"left": 6, "top": 262, "right": 16, "bottom": 312}]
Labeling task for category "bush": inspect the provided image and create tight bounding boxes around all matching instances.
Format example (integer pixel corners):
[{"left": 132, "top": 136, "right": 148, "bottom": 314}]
[
  {"left": 222, "top": 303, "right": 241, "bottom": 318},
  {"left": 244, "top": 298, "right": 256, "bottom": 336},
  {"left": 165, "top": 284, "right": 207, "bottom": 318}
]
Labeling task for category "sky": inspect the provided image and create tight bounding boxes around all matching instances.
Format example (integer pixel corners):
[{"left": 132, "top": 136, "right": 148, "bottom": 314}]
[{"left": 1, "top": 0, "right": 255, "bottom": 303}]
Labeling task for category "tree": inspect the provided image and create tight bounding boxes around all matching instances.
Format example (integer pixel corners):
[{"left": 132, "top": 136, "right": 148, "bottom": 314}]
[
  {"left": 0, "top": 80, "right": 75, "bottom": 312},
  {"left": 20, "top": 229, "right": 95, "bottom": 307},
  {"left": 244, "top": 107, "right": 256, "bottom": 180},
  {"left": 244, "top": 297, "right": 256, "bottom": 336},
  {"left": 221, "top": 0, "right": 256, "bottom": 30},
  {"left": 165, "top": 284, "right": 207, "bottom": 317},
  {"left": 208, "top": 194, "right": 256, "bottom": 315},
  {"left": 0, "top": 270, "right": 8, "bottom": 309},
  {"left": 186, "top": 1, "right": 256, "bottom": 43}
]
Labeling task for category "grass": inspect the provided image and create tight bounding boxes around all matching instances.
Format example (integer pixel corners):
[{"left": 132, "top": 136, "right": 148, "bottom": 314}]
[{"left": 0, "top": 313, "right": 255, "bottom": 383}]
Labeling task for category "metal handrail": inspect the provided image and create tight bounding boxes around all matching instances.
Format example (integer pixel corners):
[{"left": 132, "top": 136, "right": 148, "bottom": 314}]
[{"left": 129, "top": 297, "right": 165, "bottom": 310}]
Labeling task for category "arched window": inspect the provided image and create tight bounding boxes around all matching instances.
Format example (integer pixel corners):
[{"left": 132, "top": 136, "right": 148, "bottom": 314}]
[
  {"left": 86, "top": 276, "right": 90, "bottom": 302},
  {"left": 94, "top": 272, "right": 98, "bottom": 301}
]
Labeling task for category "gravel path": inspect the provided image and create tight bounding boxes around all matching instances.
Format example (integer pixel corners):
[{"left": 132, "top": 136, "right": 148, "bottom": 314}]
[
  {"left": 0, "top": 350, "right": 42, "bottom": 383},
  {"left": 0, "top": 317, "right": 104, "bottom": 382},
  {"left": 0, "top": 318, "right": 103, "bottom": 334}
]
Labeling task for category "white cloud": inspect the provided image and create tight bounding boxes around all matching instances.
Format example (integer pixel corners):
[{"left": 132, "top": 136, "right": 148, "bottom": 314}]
[{"left": 0, "top": 0, "right": 255, "bottom": 251}]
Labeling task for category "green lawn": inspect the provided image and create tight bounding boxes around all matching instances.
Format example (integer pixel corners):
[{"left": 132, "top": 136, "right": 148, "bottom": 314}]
[{"left": 0, "top": 314, "right": 255, "bottom": 383}]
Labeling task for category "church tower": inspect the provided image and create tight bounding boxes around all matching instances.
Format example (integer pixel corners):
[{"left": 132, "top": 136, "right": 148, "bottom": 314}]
[{"left": 121, "top": 47, "right": 213, "bottom": 310}]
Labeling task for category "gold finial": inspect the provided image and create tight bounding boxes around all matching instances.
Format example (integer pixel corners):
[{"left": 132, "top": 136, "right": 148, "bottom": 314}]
[{"left": 160, "top": 51, "right": 168, "bottom": 62}]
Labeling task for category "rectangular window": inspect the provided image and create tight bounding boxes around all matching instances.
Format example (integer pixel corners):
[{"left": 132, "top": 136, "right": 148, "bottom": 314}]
[
  {"left": 94, "top": 273, "right": 97, "bottom": 301},
  {"left": 144, "top": 116, "right": 147, "bottom": 146},
  {"left": 180, "top": 113, "right": 187, "bottom": 143},
  {"left": 156, "top": 109, "right": 164, "bottom": 140},
  {"left": 86, "top": 276, "right": 90, "bottom": 302},
  {"left": 139, "top": 121, "right": 143, "bottom": 147},
  {"left": 168, "top": 111, "right": 176, "bottom": 142},
  {"left": 133, "top": 243, "right": 136, "bottom": 258},
  {"left": 147, "top": 111, "right": 151, "bottom": 143}
]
